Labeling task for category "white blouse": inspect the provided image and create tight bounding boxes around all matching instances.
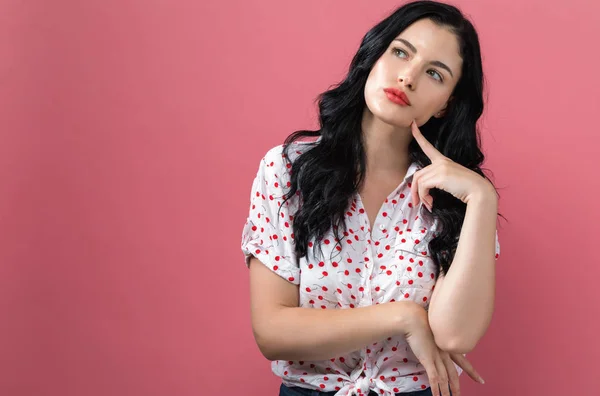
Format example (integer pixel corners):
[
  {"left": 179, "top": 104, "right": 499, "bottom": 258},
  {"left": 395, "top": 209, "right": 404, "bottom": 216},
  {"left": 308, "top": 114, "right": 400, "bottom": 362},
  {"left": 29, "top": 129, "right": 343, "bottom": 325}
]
[{"left": 241, "top": 140, "right": 500, "bottom": 396}]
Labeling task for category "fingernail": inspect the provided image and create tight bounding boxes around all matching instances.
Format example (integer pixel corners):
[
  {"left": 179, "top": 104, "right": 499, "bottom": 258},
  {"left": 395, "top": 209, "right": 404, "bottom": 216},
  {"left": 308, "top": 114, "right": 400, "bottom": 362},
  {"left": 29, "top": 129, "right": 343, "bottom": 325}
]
[{"left": 479, "top": 378, "right": 485, "bottom": 384}]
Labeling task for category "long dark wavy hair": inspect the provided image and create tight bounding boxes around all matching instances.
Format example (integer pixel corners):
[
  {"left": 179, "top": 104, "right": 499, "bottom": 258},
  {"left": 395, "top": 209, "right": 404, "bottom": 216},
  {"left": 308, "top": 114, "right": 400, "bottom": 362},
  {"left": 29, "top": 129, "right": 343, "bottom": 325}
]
[{"left": 279, "top": 0, "right": 501, "bottom": 276}]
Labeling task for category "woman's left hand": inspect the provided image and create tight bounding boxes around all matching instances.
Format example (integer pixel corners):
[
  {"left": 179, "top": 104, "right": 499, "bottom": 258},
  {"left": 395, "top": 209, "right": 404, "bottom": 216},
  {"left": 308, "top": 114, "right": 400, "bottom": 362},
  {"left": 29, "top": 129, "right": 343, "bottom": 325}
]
[
  {"left": 442, "top": 349, "right": 486, "bottom": 388},
  {"left": 410, "top": 119, "right": 494, "bottom": 211}
]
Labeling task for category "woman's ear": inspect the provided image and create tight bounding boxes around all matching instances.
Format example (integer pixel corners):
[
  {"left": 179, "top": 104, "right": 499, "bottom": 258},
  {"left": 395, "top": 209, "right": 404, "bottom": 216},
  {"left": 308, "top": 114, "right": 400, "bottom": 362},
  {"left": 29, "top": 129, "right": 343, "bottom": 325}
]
[{"left": 434, "top": 96, "right": 454, "bottom": 118}]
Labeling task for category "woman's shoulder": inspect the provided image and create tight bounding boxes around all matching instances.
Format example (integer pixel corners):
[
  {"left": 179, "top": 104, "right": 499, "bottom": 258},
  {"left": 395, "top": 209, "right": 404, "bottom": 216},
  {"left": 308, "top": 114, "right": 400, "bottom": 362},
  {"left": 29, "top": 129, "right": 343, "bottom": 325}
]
[{"left": 260, "top": 138, "right": 320, "bottom": 172}]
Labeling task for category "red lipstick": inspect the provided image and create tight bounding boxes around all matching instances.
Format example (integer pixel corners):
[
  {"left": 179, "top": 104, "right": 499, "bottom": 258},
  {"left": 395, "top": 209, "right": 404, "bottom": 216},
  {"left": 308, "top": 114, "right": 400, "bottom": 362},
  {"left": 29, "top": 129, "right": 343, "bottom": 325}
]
[{"left": 383, "top": 88, "right": 411, "bottom": 106}]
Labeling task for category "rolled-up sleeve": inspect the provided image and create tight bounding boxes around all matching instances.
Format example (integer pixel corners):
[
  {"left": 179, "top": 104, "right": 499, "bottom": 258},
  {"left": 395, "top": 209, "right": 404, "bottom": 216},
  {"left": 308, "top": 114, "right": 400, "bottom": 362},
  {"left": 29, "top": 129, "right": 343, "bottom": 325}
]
[{"left": 240, "top": 146, "right": 300, "bottom": 285}]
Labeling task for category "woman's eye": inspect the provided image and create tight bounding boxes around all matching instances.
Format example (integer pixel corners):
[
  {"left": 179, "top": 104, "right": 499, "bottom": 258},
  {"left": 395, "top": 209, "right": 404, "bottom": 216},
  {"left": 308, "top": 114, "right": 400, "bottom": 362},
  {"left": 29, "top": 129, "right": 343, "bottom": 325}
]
[
  {"left": 428, "top": 70, "right": 443, "bottom": 82},
  {"left": 392, "top": 48, "right": 407, "bottom": 58}
]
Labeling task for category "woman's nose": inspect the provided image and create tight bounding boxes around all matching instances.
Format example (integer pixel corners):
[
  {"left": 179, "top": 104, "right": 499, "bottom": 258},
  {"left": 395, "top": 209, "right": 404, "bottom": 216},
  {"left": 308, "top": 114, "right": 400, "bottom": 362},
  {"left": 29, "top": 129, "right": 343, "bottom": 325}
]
[{"left": 398, "top": 75, "right": 414, "bottom": 89}]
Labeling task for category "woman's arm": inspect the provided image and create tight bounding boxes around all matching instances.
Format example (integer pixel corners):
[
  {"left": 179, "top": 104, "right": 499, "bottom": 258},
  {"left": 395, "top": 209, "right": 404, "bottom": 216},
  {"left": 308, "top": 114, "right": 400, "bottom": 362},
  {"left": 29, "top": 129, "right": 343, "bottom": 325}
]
[
  {"left": 249, "top": 257, "right": 419, "bottom": 361},
  {"left": 427, "top": 187, "right": 498, "bottom": 354}
]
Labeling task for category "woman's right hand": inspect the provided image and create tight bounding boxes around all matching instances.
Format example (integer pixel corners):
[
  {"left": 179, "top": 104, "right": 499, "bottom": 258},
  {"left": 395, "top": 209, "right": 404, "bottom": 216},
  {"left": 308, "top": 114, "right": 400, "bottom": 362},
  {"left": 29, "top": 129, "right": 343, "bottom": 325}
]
[{"left": 401, "top": 303, "right": 460, "bottom": 396}]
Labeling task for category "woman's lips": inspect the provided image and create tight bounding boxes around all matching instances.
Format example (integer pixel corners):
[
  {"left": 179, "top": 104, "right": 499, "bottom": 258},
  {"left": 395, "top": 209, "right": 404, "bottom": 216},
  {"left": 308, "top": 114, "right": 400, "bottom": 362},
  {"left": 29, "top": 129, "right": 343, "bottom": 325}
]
[{"left": 383, "top": 88, "right": 411, "bottom": 106}]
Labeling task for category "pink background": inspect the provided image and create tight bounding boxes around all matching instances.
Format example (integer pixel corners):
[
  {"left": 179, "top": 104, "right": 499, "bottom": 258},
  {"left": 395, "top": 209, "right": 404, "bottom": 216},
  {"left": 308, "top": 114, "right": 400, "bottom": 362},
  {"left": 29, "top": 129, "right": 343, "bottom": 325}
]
[{"left": 0, "top": 0, "right": 598, "bottom": 395}]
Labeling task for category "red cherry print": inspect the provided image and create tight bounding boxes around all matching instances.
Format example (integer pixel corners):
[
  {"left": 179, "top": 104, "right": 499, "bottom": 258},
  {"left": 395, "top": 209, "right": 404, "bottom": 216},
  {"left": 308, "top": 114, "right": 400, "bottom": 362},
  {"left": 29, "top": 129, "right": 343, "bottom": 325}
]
[
  {"left": 321, "top": 305, "right": 326, "bottom": 309},
  {"left": 322, "top": 286, "right": 328, "bottom": 291},
  {"left": 320, "top": 384, "right": 325, "bottom": 389},
  {"left": 394, "top": 388, "right": 399, "bottom": 392},
  {"left": 306, "top": 287, "right": 311, "bottom": 292},
  {"left": 336, "top": 288, "right": 342, "bottom": 294},
  {"left": 349, "top": 304, "right": 355, "bottom": 308},
  {"left": 423, "top": 297, "right": 428, "bottom": 302},
  {"left": 408, "top": 280, "right": 414, "bottom": 285},
  {"left": 421, "top": 385, "right": 427, "bottom": 389},
  {"left": 308, "top": 242, "right": 313, "bottom": 248},
  {"left": 347, "top": 258, "right": 353, "bottom": 263},
  {"left": 309, "top": 300, "right": 315, "bottom": 304},
  {"left": 332, "top": 261, "right": 339, "bottom": 267},
  {"left": 324, "top": 376, "right": 329, "bottom": 381},
  {"left": 344, "top": 270, "right": 350, "bottom": 276},
  {"left": 392, "top": 347, "right": 397, "bottom": 351},
  {"left": 289, "top": 277, "right": 295, "bottom": 282},
  {"left": 375, "top": 286, "right": 381, "bottom": 292},
  {"left": 407, "top": 266, "right": 412, "bottom": 271},
  {"left": 413, "top": 376, "right": 419, "bottom": 382},
  {"left": 386, "top": 270, "right": 392, "bottom": 275},
  {"left": 385, "top": 245, "right": 391, "bottom": 250},
  {"left": 404, "top": 293, "right": 410, "bottom": 298},
  {"left": 418, "top": 272, "right": 423, "bottom": 278},
  {"left": 403, "top": 358, "right": 408, "bottom": 363},
  {"left": 273, "top": 265, "right": 279, "bottom": 271},
  {"left": 355, "top": 268, "right": 361, "bottom": 273},
  {"left": 415, "top": 239, "right": 420, "bottom": 244},
  {"left": 322, "top": 271, "right": 328, "bottom": 277},
  {"left": 308, "top": 263, "right": 314, "bottom": 269},
  {"left": 319, "top": 261, "right": 325, "bottom": 267},
  {"left": 252, "top": 225, "right": 257, "bottom": 231},
  {"left": 347, "top": 283, "right": 353, "bottom": 289},
  {"left": 378, "top": 253, "right": 383, "bottom": 258},
  {"left": 324, "top": 239, "right": 330, "bottom": 245},
  {"left": 359, "top": 286, "right": 364, "bottom": 292},
  {"left": 399, "top": 254, "right": 404, "bottom": 260},
  {"left": 359, "top": 208, "right": 365, "bottom": 214}
]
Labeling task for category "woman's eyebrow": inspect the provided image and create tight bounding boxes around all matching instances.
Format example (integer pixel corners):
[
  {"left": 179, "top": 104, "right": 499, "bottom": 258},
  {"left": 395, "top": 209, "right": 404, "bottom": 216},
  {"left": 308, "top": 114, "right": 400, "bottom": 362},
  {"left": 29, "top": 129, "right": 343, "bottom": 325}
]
[{"left": 393, "top": 38, "right": 454, "bottom": 78}]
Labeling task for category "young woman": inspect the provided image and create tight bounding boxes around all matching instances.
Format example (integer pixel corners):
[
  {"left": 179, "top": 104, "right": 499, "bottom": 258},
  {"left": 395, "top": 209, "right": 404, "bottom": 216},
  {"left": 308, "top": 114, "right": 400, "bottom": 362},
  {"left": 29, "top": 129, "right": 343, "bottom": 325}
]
[{"left": 241, "top": 1, "right": 501, "bottom": 395}]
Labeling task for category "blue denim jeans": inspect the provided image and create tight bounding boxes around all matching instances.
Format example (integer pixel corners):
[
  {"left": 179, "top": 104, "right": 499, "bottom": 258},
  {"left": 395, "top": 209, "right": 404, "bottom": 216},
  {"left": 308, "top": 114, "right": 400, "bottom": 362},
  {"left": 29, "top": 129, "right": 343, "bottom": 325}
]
[{"left": 279, "top": 383, "right": 445, "bottom": 396}]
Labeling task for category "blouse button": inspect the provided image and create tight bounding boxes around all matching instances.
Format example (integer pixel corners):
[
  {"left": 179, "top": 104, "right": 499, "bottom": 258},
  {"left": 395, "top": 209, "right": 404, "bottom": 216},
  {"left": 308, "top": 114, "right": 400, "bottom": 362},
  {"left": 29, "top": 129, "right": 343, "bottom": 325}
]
[{"left": 379, "top": 224, "right": 385, "bottom": 230}]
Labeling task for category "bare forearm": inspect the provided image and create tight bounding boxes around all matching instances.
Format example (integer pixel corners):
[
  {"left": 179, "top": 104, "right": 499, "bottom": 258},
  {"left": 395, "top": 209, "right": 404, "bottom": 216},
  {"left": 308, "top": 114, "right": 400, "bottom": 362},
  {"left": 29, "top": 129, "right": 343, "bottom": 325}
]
[
  {"left": 255, "top": 301, "right": 416, "bottom": 361},
  {"left": 428, "top": 190, "right": 497, "bottom": 352}
]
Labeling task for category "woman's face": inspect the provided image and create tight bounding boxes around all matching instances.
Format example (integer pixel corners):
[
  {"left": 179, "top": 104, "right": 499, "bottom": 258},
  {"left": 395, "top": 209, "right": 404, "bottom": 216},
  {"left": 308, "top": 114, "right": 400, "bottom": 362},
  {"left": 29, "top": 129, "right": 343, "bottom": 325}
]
[{"left": 364, "top": 18, "right": 463, "bottom": 127}]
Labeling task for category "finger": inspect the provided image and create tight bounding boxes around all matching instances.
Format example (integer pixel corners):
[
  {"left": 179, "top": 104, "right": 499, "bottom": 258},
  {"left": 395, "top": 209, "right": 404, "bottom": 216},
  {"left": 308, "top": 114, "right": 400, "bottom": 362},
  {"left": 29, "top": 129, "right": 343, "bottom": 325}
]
[
  {"left": 434, "top": 354, "right": 450, "bottom": 396},
  {"left": 450, "top": 353, "right": 484, "bottom": 384},
  {"left": 411, "top": 170, "right": 421, "bottom": 207},
  {"left": 411, "top": 120, "right": 444, "bottom": 162},
  {"left": 422, "top": 360, "right": 441, "bottom": 396},
  {"left": 417, "top": 172, "right": 435, "bottom": 211},
  {"left": 441, "top": 352, "right": 461, "bottom": 396}
]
